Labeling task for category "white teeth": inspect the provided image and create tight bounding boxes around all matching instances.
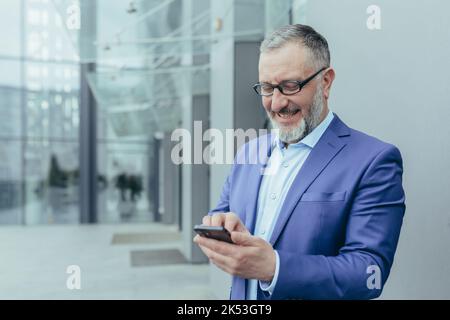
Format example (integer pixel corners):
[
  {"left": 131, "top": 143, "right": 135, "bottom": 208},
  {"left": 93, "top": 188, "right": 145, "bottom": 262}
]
[{"left": 278, "top": 110, "right": 298, "bottom": 118}]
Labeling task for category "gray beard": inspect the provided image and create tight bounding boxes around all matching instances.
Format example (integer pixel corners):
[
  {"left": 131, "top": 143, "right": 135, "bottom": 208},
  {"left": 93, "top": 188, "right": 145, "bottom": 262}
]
[{"left": 269, "top": 84, "right": 324, "bottom": 144}]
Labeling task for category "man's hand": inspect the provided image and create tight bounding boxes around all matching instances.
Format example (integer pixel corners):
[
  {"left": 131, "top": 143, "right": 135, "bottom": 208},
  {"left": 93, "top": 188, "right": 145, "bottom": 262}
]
[{"left": 193, "top": 213, "right": 276, "bottom": 282}]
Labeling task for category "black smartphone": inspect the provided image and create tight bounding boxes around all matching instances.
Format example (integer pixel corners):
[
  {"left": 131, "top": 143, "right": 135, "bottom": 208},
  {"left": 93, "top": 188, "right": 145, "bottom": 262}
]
[{"left": 194, "top": 225, "right": 234, "bottom": 243}]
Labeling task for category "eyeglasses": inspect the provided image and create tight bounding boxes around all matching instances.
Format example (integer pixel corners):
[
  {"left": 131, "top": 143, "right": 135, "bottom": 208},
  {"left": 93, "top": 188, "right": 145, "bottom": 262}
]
[{"left": 252, "top": 67, "right": 327, "bottom": 96}]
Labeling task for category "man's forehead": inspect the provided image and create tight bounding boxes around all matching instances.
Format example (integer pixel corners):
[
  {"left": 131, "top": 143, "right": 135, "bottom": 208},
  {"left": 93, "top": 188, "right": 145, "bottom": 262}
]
[
  {"left": 258, "top": 43, "right": 311, "bottom": 81},
  {"left": 259, "top": 69, "right": 305, "bottom": 83}
]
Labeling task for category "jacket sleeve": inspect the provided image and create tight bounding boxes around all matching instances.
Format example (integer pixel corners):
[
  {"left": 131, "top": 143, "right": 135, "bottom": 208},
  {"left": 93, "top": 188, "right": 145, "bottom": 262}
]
[
  {"left": 209, "top": 173, "right": 231, "bottom": 215},
  {"left": 270, "top": 145, "right": 406, "bottom": 299}
]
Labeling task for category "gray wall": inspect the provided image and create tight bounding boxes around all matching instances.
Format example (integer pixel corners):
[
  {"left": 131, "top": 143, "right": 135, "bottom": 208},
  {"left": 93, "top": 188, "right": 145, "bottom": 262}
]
[
  {"left": 297, "top": 0, "right": 450, "bottom": 299},
  {"left": 182, "top": 94, "right": 210, "bottom": 263},
  {"left": 180, "top": 0, "right": 211, "bottom": 263},
  {"left": 208, "top": 0, "right": 236, "bottom": 298}
]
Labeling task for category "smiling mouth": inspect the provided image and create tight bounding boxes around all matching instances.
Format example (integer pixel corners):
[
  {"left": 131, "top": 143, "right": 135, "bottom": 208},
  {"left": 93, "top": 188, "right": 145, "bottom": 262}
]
[{"left": 276, "top": 109, "right": 300, "bottom": 119}]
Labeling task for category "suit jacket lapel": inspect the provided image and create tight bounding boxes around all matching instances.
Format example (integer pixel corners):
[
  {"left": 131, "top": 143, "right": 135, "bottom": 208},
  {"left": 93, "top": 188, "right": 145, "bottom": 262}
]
[{"left": 269, "top": 115, "right": 349, "bottom": 246}]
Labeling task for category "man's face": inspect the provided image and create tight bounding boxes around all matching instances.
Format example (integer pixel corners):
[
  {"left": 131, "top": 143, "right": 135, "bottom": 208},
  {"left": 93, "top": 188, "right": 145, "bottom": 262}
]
[{"left": 258, "top": 43, "right": 330, "bottom": 144}]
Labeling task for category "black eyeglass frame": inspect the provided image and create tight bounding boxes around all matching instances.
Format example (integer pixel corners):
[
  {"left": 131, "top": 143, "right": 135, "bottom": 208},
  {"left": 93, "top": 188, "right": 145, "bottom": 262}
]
[{"left": 252, "top": 67, "right": 327, "bottom": 96}]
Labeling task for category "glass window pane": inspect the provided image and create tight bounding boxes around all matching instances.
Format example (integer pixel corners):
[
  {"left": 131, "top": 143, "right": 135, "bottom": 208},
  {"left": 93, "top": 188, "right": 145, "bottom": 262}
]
[
  {"left": 0, "top": 0, "right": 81, "bottom": 226},
  {"left": 0, "top": 0, "right": 21, "bottom": 57}
]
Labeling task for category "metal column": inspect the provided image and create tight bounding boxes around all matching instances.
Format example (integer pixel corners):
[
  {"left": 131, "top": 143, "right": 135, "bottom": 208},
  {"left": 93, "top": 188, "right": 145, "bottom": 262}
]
[{"left": 79, "top": 1, "right": 97, "bottom": 223}]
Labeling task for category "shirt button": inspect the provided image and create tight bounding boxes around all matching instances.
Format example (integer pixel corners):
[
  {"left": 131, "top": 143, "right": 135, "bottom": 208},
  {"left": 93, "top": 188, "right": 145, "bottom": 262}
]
[
  {"left": 282, "top": 161, "right": 289, "bottom": 168},
  {"left": 270, "top": 193, "right": 277, "bottom": 200},
  {"left": 261, "top": 230, "right": 266, "bottom": 235}
]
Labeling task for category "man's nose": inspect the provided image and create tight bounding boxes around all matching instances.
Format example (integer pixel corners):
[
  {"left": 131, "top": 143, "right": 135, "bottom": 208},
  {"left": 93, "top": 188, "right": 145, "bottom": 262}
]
[{"left": 270, "top": 88, "right": 289, "bottom": 113}]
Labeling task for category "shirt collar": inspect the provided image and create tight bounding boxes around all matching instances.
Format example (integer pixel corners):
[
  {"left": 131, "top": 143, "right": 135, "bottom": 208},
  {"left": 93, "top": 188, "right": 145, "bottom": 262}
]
[{"left": 274, "top": 110, "right": 334, "bottom": 150}]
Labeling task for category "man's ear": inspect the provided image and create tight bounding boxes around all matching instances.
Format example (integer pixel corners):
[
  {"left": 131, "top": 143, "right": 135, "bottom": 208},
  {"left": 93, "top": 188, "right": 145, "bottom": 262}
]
[{"left": 322, "top": 68, "right": 335, "bottom": 100}]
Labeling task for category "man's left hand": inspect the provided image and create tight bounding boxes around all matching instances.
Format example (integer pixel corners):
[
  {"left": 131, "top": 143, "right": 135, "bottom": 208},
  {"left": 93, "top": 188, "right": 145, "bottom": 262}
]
[{"left": 194, "top": 231, "right": 276, "bottom": 282}]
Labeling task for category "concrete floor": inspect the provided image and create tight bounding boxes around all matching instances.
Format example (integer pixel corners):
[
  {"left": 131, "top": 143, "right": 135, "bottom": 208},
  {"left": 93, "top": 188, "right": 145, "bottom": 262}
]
[{"left": 0, "top": 223, "right": 214, "bottom": 299}]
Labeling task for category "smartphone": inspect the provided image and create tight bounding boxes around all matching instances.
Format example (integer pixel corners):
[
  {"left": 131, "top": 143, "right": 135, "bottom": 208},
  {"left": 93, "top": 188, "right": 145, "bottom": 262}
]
[{"left": 194, "top": 225, "right": 234, "bottom": 244}]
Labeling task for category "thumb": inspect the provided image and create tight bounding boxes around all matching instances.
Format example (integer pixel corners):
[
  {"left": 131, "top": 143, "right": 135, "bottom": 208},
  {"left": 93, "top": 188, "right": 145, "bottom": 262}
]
[{"left": 231, "top": 231, "right": 254, "bottom": 246}]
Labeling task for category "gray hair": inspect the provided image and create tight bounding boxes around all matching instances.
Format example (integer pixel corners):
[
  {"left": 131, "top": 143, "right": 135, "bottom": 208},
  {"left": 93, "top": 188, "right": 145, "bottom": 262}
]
[{"left": 260, "top": 24, "right": 330, "bottom": 70}]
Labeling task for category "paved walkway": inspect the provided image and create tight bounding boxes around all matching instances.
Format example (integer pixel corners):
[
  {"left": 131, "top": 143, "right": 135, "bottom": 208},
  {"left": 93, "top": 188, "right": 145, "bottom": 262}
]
[{"left": 0, "top": 223, "right": 214, "bottom": 299}]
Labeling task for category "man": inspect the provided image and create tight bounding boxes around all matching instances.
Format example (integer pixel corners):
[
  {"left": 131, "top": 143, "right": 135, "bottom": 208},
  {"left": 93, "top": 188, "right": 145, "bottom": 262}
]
[{"left": 194, "top": 24, "right": 405, "bottom": 300}]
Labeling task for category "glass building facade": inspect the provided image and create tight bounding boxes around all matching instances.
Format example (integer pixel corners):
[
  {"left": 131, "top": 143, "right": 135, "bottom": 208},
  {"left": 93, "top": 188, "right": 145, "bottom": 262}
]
[{"left": 0, "top": 0, "right": 292, "bottom": 226}]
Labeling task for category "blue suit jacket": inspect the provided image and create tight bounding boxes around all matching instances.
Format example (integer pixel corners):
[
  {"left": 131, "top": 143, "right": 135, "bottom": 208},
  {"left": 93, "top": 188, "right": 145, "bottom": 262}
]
[{"left": 209, "top": 114, "right": 405, "bottom": 300}]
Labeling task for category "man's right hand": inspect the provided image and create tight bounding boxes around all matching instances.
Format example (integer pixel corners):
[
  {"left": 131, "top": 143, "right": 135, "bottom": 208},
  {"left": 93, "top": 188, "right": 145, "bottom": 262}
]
[{"left": 201, "top": 212, "right": 250, "bottom": 234}]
